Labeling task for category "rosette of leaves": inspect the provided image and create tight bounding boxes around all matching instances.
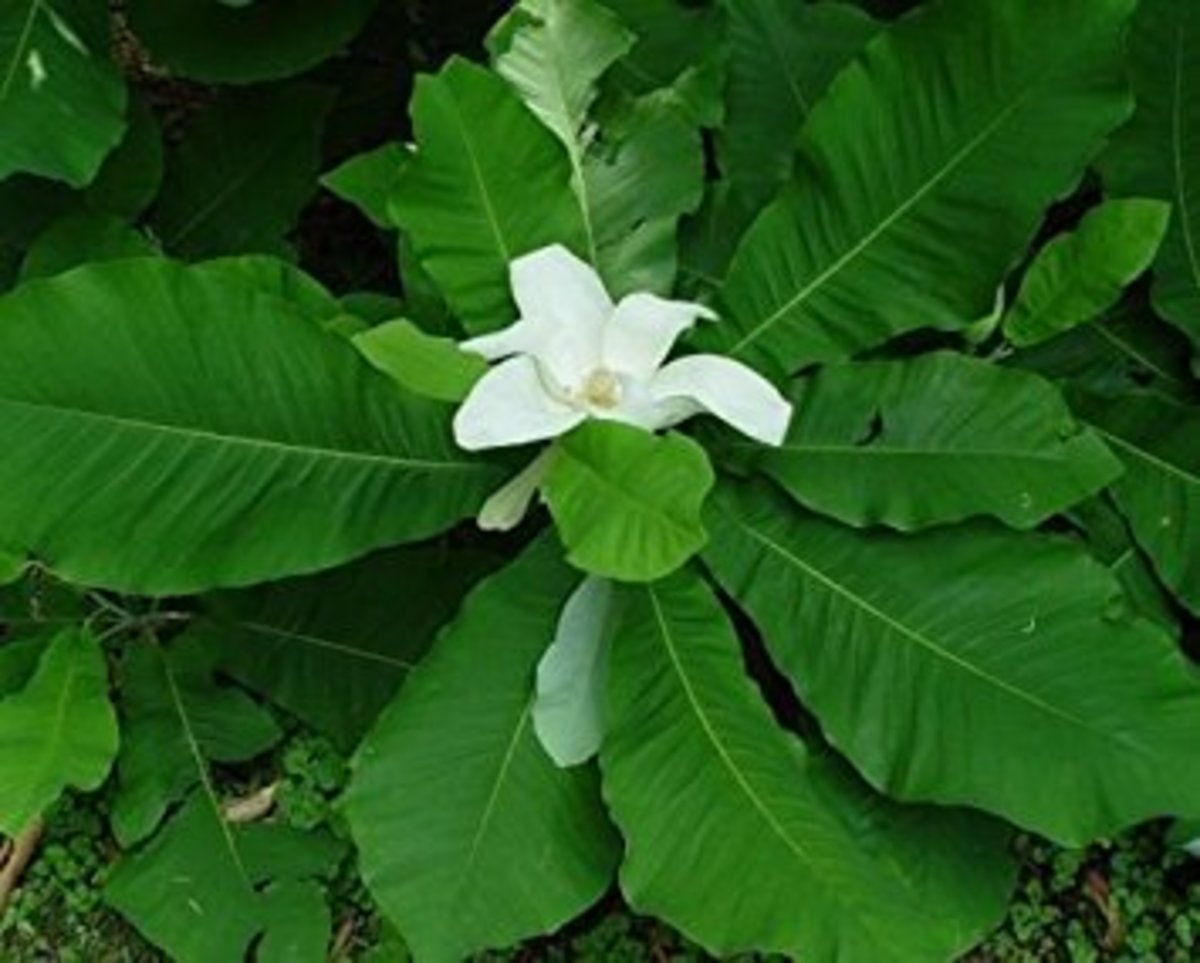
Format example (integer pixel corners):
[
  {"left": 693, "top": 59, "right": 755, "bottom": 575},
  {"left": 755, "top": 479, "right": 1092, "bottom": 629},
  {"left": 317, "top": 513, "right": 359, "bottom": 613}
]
[{"left": 0, "top": 0, "right": 1198, "bottom": 962}]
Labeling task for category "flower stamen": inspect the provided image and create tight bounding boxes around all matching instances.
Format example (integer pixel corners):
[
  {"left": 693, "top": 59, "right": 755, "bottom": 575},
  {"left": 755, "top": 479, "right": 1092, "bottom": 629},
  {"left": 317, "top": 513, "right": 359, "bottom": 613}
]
[{"left": 580, "top": 368, "right": 623, "bottom": 410}]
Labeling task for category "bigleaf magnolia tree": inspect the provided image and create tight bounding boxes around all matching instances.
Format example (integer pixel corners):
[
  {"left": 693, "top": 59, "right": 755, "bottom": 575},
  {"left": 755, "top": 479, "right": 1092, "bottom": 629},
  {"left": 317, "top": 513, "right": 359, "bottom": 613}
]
[{"left": 0, "top": 0, "right": 1198, "bottom": 960}]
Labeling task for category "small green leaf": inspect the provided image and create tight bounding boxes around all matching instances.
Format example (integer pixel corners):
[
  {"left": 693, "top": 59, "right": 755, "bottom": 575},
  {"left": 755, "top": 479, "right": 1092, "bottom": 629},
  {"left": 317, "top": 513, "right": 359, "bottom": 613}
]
[
  {"left": 544, "top": 421, "right": 715, "bottom": 582},
  {"left": 601, "top": 570, "right": 1016, "bottom": 960},
  {"left": 322, "top": 143, "right": 408, "bottom": 229},
  {"left": 354, "top": 320, "right": 488, "bottom": 403},
  {"left": 758, "top": 353, "right": 1122, "bottom": 531},
  {"left": 389, "top": 57, "right": 587, "bottom": 333},
  {"left": 1004, "top": 199, "right": 1171, "bottom": 347},
  {"left": 345, "top": 538, "right": 619, "bottom": 963},
  {"left": 0, "top": 0, "right": 127, "bottom": 186},
  {"left": 154, "top": 83, "right": 335, "bottom": 259},
  {"left": 0, "top": 628, "right": 118, "bottom": 835}
]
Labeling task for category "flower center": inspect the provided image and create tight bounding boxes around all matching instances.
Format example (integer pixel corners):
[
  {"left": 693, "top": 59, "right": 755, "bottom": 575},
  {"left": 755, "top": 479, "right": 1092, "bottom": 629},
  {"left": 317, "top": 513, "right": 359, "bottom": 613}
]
[{"left": 580, "top": 367, "right": 623, "bottom": 410}]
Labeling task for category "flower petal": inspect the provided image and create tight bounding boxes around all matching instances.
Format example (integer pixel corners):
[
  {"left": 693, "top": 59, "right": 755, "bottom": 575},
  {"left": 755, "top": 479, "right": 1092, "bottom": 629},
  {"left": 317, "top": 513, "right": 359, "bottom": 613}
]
[
  {"left": 603, "top": 293, "right": 717, "bottom": 382},
  {"left": 476, "top": 449, "right": 555, "bottom": 531},
  {"left": 453, "top": 356, "right": 584, "bottom": 451},
  {"left": 533, "top": 575, "right": 617, "bottom": 767},
  {"left": 649, "top": 354, "right": 793, "bottom": 446},
  {"left": 460, "top": 319, "right": 543, "bottom": 363},
  {"left": 509, "top": 245, "right": 611, "bottom": 385}
]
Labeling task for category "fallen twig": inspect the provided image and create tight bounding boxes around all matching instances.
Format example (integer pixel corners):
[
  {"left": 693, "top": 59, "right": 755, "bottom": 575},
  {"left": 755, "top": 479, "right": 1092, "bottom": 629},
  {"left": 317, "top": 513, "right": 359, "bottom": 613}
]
[{"left": 0, "top": 818, "right": 46, "bottom": 916}]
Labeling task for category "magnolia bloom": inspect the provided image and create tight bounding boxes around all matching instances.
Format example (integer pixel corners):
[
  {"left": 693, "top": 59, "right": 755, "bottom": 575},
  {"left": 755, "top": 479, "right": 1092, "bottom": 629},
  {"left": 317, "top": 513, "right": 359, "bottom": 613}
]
[{"left": 452, "top": 245, "right": 793, "bottom": 452}]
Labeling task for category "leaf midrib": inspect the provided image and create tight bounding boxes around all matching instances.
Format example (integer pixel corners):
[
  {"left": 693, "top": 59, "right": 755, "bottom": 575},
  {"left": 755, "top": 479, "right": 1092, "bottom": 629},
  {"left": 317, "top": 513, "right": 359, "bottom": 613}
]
[
  {"left": 452, "top": 697, "right": 533, "bottom": 914},
  {"left": 447, "top": 84, "right": 511, "bottom": 264},
  {"left": 159, "top": 641, "right": 254, "bottom": 888},
  {"left": 0, "top": 395, "right": 477, "bottom": 474},
  {"left": 646, "top": 585, "right": 817, "bottom": 870},
  {"left": 728, "top": 71, "right": 1039, "bottom": 359},
  {"left": 0, "top": 0, "right": 40, "bottom": 102},
  {"left": 1095, "top": 428, "right": 1200, "bottom": 489},
  {"left": 724, "top": 512, "right": 1100, "bottom": 734},
  {"left": 166, "top": 126, "right": 301, "bottom": 249},
  {"left": 643, "top": 584, "right": 910, "bottom": 955},
  {"left": 557, "top": 440, "right": 701, "bottom": 542},
  {"left": 20, "top": 634, "right": 82, "bottom": 830},
  {"left": 230, "top": 618, "right": 413, "bottom": 669}
]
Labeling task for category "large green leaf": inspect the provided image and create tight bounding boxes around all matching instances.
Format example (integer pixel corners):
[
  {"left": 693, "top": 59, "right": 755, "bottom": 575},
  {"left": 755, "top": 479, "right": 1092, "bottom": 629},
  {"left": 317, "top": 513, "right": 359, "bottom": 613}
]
[
  {"left": 0, "top": 0, "right": 127, "bottom": 185},
  {"left": 1099, "top": 0, "right": 1200, "bottom": 346},
  {"left": 20, "top": 212, "right": 159, "bottom": 281},
  {"left": 599, "top": 0, "right": 724, "bottom": 126},
  {"left": 583, "top": 96, "right": 704, "bottom": 297},
  {"left": 543, "top": 422, "right": 714, "bottom": 582},
  {"left": 125, "top": 0, "right": 379, "bottom": 84},
  {"left": 601, "top": 570, "right": 1015, "bottom": 960},
  {"left": 705, "top": 480, "right": 1200, "bottom": 844},
  {"left": 1070, "top": 390, "right": 1200, "bottom": 615},
  {"left": 721, "top": 0, "right": 878, "bottom": 206},
  {"left": 491, "top": 0, "right": 634, "bottom": 265},
  {"left": 345, "top": 538, "right": 619, "bottom": 963},
  {"left": 111, "top": 636, "right": 282, "bottom": 847},
  {"left": 106, "top": 792, "right": 344, "bottom": 963},
  {"left": 704, "top": 0, "right": 1135, "bottom": 376},
  {"left": 390, "top": 58, "right": 586, "bottom": 334},
  {"left": 490, "top": 0, "right": 701, "bottom": 295},
  {"left": 0, "top": 628, "right": 118, "bottom": 835},
  {"left": 0, "top": 258, "right": 498, "bottom": 594},
  {"left": 199, "top": 545, "right": 498, "bottom": 750},
  {"left": 1004, "top": 198, "right": 1171, "bottom": 347},
  {"left": 82, "top": 91, "right": 164, "bottom": 219},
  {"left": 756, "top": 353, "right": 1121, "bottom": 531},
  {"left": 0, "top": 175, "right": 72, "bottom": 290},
  {"left": 153, "top": 84, "right": 334, "bottom": 260}
]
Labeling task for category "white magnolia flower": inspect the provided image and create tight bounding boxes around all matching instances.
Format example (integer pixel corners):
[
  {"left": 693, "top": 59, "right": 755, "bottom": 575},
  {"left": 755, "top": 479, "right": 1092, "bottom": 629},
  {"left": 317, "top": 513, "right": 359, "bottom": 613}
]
[{"left": 453, "top": 245, "right": 793, "bottom": 452}]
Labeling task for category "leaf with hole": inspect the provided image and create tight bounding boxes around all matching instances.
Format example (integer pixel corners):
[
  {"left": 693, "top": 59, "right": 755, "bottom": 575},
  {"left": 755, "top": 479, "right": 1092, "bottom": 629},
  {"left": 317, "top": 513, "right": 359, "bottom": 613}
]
[{"left": 705, "top": 479, "right": 1200, "bottom": 844}]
